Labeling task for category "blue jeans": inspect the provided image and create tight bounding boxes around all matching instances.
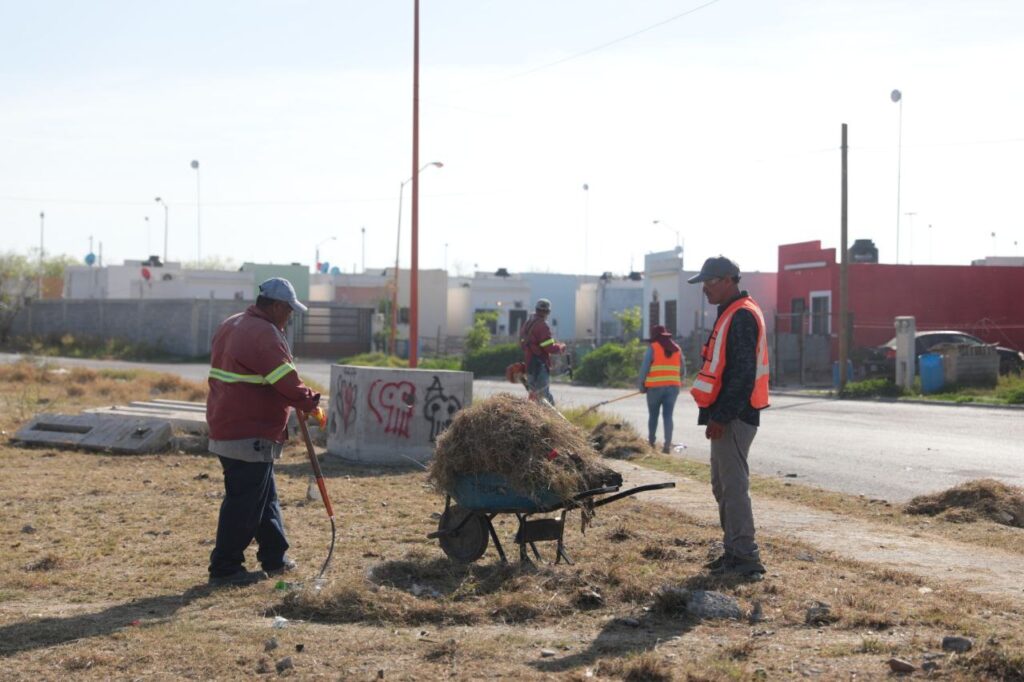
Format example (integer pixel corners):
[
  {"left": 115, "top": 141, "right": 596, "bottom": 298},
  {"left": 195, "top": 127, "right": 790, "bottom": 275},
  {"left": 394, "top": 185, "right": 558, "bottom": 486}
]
[
  {"left": 527, "top": 359, "right": 554, "bottom": 405},
  {"left": 208, "top": 456, "right": 289, "bottom": 577},
  {"left": 646, "top": 386, "right": 679, "bottom": 447}
]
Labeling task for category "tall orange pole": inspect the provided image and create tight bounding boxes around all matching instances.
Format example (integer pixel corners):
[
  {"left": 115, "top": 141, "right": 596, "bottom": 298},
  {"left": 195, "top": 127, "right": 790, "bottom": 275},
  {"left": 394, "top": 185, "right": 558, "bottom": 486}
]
[{"left": 410, "top": 0, "right": 421, "bottom": 367}]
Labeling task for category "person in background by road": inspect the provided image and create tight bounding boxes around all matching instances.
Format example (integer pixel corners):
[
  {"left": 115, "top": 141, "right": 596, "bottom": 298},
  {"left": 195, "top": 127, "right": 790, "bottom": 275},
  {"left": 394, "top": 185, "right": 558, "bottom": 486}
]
[
  {"left": 688, "top": 256, "right": 770, "bottom": 579},
  {"left": 205, "top": 277, "right": 321, "bottom": 587},
  {"left": 518, "top": 298, "right": 566, "bottom": 405},
  {"left": 638, "top": 324, "right": 685, "bottom": 454}
]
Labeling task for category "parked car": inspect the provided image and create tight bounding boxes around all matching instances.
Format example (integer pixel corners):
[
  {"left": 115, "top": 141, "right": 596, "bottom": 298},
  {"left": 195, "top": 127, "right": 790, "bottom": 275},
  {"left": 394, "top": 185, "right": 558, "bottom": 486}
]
[{"left": 861, "top": 330, "right": 1024, "bottom": 378}]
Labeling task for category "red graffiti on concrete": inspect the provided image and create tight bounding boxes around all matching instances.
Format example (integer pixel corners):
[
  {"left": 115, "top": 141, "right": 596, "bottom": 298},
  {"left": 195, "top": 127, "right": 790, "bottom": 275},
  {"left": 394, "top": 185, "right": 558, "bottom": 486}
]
[
  {"left": 368, "top": 379, "right": 415, "bottom": 438},
  {"left": 340, "top": 380, "right": 358, "bottom": 433}
]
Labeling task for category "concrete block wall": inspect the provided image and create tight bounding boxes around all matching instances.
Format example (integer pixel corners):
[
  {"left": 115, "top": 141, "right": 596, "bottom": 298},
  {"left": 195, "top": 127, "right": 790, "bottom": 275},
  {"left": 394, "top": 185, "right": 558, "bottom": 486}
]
[
  {"left": 12, "top": 299, "right": 250, "bottom": 357},
  {"left": 327, "top": 365, "right": 472, "bottom": 466}
]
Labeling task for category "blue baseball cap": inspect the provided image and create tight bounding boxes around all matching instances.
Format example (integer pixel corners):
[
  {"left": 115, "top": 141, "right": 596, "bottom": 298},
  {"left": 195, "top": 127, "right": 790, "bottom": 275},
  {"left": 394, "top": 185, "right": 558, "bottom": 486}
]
[{"left": 258, "top": 277, "right": 307, "bottom": 312}]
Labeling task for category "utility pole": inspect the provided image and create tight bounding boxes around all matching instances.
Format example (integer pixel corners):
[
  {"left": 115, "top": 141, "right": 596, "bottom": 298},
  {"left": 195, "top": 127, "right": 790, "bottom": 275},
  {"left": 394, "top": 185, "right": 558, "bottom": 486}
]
[{"left": 839, "top": 123, "right": 849, "bottom": 391}]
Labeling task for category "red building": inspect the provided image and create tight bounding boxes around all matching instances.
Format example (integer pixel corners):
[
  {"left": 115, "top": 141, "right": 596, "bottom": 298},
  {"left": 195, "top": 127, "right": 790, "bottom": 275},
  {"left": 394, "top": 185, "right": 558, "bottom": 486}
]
[{"left": 777, "top": 241, "right": 1024, "bottom": 354}]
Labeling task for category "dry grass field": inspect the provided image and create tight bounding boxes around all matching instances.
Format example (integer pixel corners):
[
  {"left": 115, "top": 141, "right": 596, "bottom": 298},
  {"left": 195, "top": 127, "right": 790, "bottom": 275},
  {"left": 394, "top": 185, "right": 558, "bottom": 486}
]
[{"left": 1, "top": 360, "right": 1022, "bottom": 680}]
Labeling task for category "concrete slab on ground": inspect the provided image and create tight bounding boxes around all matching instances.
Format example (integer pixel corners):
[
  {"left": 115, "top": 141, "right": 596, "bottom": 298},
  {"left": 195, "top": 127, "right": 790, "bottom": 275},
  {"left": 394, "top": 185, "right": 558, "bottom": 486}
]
[
  {"left": 13, "top": 413, "right": 174, "bottom": 454},
  {"left": 85, "top": 401, "right": 209, "bottom": 433}
]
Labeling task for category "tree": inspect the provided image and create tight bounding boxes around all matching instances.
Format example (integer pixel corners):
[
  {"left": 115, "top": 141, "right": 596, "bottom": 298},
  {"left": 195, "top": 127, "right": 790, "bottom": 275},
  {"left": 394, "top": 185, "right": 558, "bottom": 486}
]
[
  {"left": 0, "top": 252, "right": 34, "bottom": 343},
  {"left": 615, "top": 305, "right": 642, "bottom": 341},
  {"left": 464, "top": 311, "right": 498, "bottom": 355}
]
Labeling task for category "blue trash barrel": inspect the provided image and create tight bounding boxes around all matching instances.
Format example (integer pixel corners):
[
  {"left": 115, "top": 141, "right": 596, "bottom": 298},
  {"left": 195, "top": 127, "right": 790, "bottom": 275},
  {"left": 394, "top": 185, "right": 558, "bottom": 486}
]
[
  {"left": 919, "top": 353, "right": 944, "bottom": 394},
  {"left": 832, "top": 359, "right": 854, "bottom": 387}
]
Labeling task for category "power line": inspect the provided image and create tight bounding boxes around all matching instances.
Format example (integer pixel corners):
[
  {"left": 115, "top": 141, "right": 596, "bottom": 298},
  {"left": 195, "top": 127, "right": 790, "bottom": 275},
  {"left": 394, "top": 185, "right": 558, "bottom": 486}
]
[{"left": 441, "top": 0, "right": 723, "bottom": 95}]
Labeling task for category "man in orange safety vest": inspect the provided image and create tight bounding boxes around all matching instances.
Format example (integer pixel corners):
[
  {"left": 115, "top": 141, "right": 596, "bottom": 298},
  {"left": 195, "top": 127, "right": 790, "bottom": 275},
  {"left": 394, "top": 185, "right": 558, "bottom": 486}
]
[{"left": 688, "top": 256, "right": 769, "bottom": 579}]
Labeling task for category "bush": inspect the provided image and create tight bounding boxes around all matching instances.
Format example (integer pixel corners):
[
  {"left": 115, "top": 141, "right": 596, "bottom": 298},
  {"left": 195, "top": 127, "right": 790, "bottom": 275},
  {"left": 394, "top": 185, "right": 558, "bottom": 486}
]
[
  {"left": 999, "top": 385, "right": 1024, "bottom": 405},
  {"left": 839, "top": 378, "right": 905, "bottom": 399},
  {"left": 462, "top": 343, "right": 521, "bottom": 377},
  {"left": 574, "top": 340, "right": 644, "bottom": 387},
  {"left": 337, "top": 353, "right": 461, "bottom": 371},
  {"left": 418, "top": 357, "right": 462, "bottom": 371}
]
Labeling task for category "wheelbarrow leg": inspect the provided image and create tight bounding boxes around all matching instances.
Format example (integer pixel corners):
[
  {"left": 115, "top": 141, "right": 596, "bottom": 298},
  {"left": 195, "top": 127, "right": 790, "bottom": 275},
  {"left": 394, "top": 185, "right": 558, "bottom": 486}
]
[
  {"left": 555, "top": 510, "right": 573, "bottom": 565},
  {"left": 484, "top": 513, "right": 508, "bottom": 564}
]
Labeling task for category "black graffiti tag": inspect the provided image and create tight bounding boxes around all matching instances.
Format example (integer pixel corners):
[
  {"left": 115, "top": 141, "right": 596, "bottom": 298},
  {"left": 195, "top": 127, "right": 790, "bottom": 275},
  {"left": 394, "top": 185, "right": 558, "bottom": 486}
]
[{"left": 423, "top": 376, "right": 462, "bottom": 442}]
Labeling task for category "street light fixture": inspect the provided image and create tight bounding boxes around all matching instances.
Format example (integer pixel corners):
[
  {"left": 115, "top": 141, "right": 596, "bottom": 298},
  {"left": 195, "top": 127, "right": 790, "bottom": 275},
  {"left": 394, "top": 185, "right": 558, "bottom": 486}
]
[
  {"left": 315, "top": 236, "right": 337, "bottom": 272},
  {"left": 190, "top": 160, "right": 201, "bottom": 264},
  {"left": 154, "top": 197, "right": 169, "bottom": 263},
  {"left": 391, "top": 161, "right": 443, "bottom": 356},
  {"left": 891, "top": 89, "right": 903, "bottom": 263}
]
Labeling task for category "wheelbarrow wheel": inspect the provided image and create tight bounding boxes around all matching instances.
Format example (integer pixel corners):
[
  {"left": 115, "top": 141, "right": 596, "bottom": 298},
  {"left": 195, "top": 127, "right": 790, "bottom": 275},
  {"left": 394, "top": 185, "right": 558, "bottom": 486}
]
[{"left": 437, "top": 505, "right": 489, "bottom": 564}]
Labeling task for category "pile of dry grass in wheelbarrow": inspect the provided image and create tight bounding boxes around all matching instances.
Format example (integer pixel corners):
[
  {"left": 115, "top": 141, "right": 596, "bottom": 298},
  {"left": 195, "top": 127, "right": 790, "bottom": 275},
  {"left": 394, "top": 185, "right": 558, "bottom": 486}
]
[{"left": 428, "top": 393, "right": 622, "bottom": 505}]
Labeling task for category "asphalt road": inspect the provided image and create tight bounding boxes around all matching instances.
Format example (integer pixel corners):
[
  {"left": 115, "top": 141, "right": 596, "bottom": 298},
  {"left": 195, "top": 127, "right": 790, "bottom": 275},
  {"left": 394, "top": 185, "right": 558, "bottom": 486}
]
[{"left": 4, "top": 353, "right": 1021, "bottom": 502}]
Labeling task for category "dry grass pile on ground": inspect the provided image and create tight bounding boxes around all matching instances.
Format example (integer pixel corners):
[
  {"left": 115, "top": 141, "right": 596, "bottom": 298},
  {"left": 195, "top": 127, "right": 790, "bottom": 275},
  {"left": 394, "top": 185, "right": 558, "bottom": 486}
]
[
  {"left": 429, "top": 393, "right": 620, "bottom": 503},
  {"left": 905, "top": 478, "right": 1024, "bottom": 527},
  {"left": 589, "top": 420, "right": 653, "bottom": 459}
]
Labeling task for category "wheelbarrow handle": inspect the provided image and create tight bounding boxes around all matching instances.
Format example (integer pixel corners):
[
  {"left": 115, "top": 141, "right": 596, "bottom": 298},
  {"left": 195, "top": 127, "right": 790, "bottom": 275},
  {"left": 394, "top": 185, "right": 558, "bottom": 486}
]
[{"left": 591, "top": 481, "right": 676, "bottom": 508}]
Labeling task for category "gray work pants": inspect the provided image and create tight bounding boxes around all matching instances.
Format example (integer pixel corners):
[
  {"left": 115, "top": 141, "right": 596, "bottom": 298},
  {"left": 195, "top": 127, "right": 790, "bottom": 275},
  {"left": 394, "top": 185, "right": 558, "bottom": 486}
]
[{"left": 709, "top": 419, "right": 759, "bottom": 562}]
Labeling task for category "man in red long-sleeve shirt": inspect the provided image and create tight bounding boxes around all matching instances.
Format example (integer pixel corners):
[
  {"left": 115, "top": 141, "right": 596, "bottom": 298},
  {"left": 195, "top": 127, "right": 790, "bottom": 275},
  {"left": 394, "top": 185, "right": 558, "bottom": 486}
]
[
  {"left": 518, "top": 298, "right": 566, "bottom": 405},
  {"left": 206, "top": 277, "right": 320, "bottom": 587}
]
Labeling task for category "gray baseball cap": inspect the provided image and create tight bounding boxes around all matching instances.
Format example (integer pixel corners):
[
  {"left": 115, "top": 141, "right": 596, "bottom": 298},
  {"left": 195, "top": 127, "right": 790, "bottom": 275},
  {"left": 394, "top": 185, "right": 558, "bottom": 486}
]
[
  {"left": 258, "top": 277, "right": 308, "bottom": 312},
  {"left": 687, "top": 256, "right": 740, "bottom": 284},
  {"left": 535, "top": 298, "right": 552, "bottom": 312}
]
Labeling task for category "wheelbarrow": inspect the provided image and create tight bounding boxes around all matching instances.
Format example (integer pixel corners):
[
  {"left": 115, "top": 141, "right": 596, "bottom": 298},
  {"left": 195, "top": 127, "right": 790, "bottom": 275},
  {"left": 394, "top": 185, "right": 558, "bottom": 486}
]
[{"left": 427, "top": 472, "right": 675, "bottom": 565}]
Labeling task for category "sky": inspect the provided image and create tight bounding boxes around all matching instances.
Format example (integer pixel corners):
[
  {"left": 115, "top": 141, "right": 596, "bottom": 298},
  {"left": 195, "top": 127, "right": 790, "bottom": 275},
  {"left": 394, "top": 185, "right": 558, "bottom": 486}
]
[{"left": 2, "top": 0, "right": 1023, "bottom": 277}]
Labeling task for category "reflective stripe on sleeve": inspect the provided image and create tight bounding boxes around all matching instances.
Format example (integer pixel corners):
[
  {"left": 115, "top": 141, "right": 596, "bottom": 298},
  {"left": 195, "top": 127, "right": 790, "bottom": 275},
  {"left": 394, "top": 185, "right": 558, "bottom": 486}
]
[
  {"left": 209, "top": 368, "right": 266, "bottom": 384},
  {"left": 264, "top": 362, "right": 297, "bottom": 385},
  {"left": 539, "top": 339, "right": 555, "bottom": 347},
  {"left": 208, "top": 361, "right": 296, "bottom": 385}
]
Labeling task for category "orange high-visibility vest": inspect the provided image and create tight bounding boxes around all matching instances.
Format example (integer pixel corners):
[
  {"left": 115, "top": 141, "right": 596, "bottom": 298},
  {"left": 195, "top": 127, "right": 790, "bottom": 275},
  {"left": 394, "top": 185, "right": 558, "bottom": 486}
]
[
  {"left": 690, "top": 296, "right": 770, "bottom": 409},
  {"left": 644, "top": 343, "right": 683, "bottom": 388}
]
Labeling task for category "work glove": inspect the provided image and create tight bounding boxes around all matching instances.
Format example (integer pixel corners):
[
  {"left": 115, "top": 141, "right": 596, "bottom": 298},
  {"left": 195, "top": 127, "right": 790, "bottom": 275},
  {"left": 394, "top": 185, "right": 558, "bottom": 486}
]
[
  {"left": 309, "top": 406, "right": 328, "bottom": 430},
  {"left": 312, "top": 392, "right": 321, "bottom": 407}
]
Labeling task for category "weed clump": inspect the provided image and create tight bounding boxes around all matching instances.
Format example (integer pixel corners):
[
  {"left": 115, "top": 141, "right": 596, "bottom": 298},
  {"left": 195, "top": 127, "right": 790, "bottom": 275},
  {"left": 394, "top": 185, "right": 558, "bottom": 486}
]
[
  {"left": 589, "top": 420, "right": 652, "bottom": 460},
  {"left": 839, "top": 378, "right": 905, "bottom": 399},
  {"left": 905, "top": 478, "right": 1024, "bottom": 527}
]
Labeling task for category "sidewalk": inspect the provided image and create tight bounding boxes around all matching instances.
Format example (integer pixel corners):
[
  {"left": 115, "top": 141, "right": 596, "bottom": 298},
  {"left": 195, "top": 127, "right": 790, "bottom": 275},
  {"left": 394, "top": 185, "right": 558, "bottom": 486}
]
[{"left": 606, "top": 459, "right": 1024, "bottom": 606}]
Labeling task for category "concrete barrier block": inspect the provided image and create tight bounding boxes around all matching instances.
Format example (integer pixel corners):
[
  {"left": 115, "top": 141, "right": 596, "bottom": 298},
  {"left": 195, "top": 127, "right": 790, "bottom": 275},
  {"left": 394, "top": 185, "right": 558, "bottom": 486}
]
[{"left": 326, "top": 365, "right": 472, "bottom": 466}]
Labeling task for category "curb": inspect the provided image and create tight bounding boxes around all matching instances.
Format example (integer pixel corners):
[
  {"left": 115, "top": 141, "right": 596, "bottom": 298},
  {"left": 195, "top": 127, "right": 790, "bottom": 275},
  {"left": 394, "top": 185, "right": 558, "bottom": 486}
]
[{"left": 770, "top": 389, "right": 1024, "bottom": 411}]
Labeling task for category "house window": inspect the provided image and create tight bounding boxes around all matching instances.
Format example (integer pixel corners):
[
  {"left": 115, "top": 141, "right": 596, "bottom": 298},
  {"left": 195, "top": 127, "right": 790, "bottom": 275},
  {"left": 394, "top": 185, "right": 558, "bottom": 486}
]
[
  {"left": 664, "top": 300, "right": 677, "bottom": 336},
  {"left": 790, "top": 298, "right": 806, "bottom": 334},
  {"left": 809, "top": 291, "right": 831, "bottom": 336},
  {"left": 509, "top": 309, "right": 528, "bottom": 336},
  {"left": 649, "top": 302, "right": 660, "bottom": 328},
  {"left": 399, "top": 307, "right": 410, "bottom": 324}
]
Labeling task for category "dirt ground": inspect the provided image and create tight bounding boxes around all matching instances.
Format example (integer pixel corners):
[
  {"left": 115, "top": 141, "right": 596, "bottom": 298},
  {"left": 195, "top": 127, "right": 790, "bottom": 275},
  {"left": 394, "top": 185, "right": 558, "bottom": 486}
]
[{"left": 1, "top": 361, "right": 1023, "bottom": 680}]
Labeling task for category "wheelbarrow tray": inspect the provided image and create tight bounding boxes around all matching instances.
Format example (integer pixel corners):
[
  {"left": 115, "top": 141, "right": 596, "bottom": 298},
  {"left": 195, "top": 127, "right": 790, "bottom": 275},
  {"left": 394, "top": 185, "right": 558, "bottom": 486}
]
[{"left": 451, "top": 472, "right": 565, "bottom": 513}]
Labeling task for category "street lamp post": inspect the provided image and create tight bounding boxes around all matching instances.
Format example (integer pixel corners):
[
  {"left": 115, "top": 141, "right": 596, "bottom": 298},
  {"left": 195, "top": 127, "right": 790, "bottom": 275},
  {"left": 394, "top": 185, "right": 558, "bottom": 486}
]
[
  {"left": 891, "top": 89, "right": 903, "bottom": 263},
  {"left": 38, "top": 211, "right": 45, "bottom": 298},
  {"left": 361, "top": 227, "right": 366, "bottom": 273},
  {"left": 315, "top": 236, "right": 337, "bottom": 272},
  {"left": 582, "top": 183, "right": 590, "bottom": 275},
  {"left": 903, "top": 211, "right": 917, "bottom": 263},
  {"left": 145, "top": 216, "right": 151, "bottom": 257},
  {"left": 391, "top": 161, "right": 443, "bottom": 357},
  {"left": 190, "top": 160, "right": 201, "bottom": 264},
  {"left": 154, "top": 197, "right": 169, "bottom": 263}
]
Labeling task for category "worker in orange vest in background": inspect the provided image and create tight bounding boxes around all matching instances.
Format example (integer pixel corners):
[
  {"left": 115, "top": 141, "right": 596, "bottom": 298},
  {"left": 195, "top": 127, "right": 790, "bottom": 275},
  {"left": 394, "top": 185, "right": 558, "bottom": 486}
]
[
  {"left": 638, "top": 324, "right": 685, "bottom": 454},
  {"left": 688, "top": 256, "right": 770, "bottom": 580}
]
